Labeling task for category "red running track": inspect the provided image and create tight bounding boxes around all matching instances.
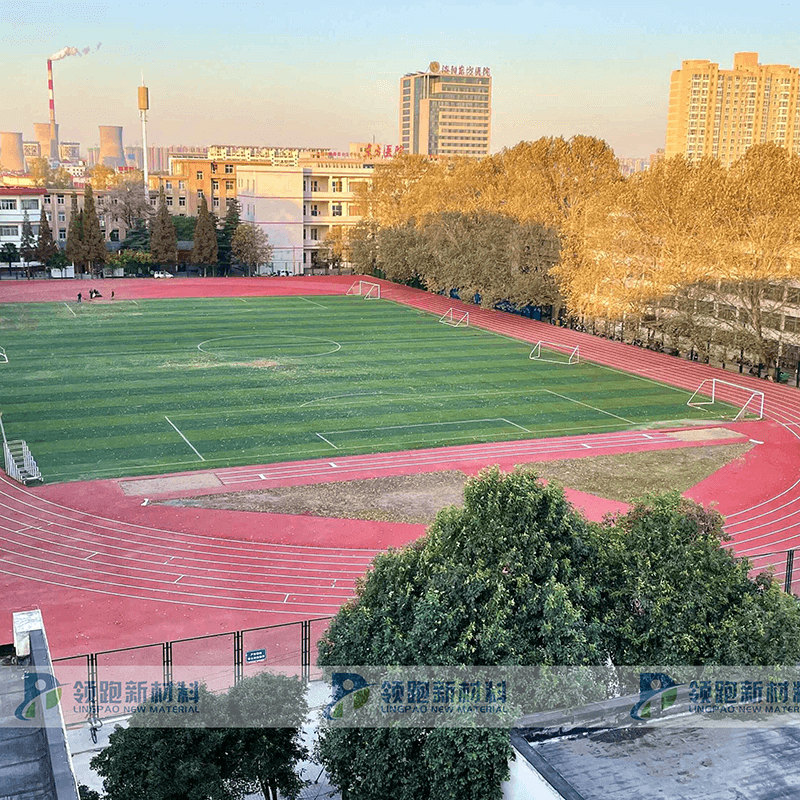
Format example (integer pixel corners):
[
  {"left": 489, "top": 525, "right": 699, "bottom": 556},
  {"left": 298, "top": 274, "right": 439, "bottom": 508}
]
[{"left": 2, "top": 275, "right": 800, "bottom": 657}]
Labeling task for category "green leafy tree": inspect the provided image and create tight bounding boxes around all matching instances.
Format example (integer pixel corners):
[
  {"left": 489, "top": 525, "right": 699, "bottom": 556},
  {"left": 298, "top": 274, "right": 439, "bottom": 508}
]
[
  {"left": 231, "top": 222, "right": 273, "bottom": 276},
  {"left": 120, "top": 219, "right": 150, "bottom": 251},
  {"left": 19, "top": 211, "right": 36, "bottom": 277},
  {"left": 217, "top": 198, "right": 241, "bottom": 276},
  {"left": 172, "top": 214, "right": 198, "bottom": 241},
  {"left": 65, "top": 194, "right": 84, "bottom": 268},
  {"left": 91, "top": 673, "right": 309, "bottom": 800},
  {"left": 108, "top": 249, "right": 153, "bottom": 275},
  {"left": 317, "top": 469, "right": 800, "bottom": 800},
  {"left": 150, "top": 185, "right": 177, "bottom": 267},
  {"left": 51, "top": 166, "right": 74, "bottom": 190},
  {"left": 1, "top": 242, "right": 19, "bottom": 273},
  {"left": 28, "top": 157, "right": 53, "bottom": 187},
  {"left": 191, "top": 198, "right": 218, "bottom": 277},
  {"left": 36, "top": 207, "right": 59, "bottom": 266},
  {"left": 81, "top": 184, "right": 107, "bottom": 275}
]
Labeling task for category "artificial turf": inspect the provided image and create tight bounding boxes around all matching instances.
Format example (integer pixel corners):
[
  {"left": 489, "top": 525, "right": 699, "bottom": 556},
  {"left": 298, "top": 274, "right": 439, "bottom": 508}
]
[{"left": 0, "top": 295, "right": 740, "bottom": 483}]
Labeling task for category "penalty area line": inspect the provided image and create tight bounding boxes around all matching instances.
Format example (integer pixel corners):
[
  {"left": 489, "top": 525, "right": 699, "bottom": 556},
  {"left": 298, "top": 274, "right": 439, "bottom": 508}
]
[
  {"left": 298, "top": 296, "right": 328, "bottom": 309},
  {"left": 544, "top": 389, "right": 636, "bottom": 425},
  {"left": 64, "top": 302, "right": 77, "bottom": 317},
  {"left": 164, "top": 415, "right": 205, "bottom": 461},
  {"left": 315, "top": 432, "right": 339, "bottom": 449}
]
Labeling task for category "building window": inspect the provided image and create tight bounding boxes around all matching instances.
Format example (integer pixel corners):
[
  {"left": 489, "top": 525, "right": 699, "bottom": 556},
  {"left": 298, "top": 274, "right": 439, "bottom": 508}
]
[
  {"left": 58, "top": 212, "right": 66, "bottom": 222},
  {"left": 332, "top": 204, "right": 342, "bottom": 216},
  {"left": 196, "top": 171, "right": 203, "bottom": 180},
  {"left": 0, "top": 199, "right": 16, "bottom": 210},
  {"left": 44, "top": 195, "right": 51, "bottom": 205},
  {"left": 331, "top": 180, "right": 342, "bottom": 192},
  {"left": 310, "top": 228, "right": 318, "bottom": 240},
  {"left": 225, "top": 164, "right": 233, "bottom": 174},
  {"left": 197, "top": 189, "right": 204, "bottom": 198},
  {"left": 21, "top": 199, "right": 39, "bottom": 210},
  {"left": 213, "top": 197, "right": 220, "bottom": 209},
  {"left": 58, "top": 229, "right": 66, "bottom": 240},
  {"left": 57, "top": 195, "right": 64, "bottom": 204},
  {"left": 226, "top": 180, "right": 234, "bottom": 191},
  {"left": 212, "top": 180, "right": 219, "bottom": 192},
  {"left": 109, "top": 229, "right": 120, "bottom": 242},
  {"left": 179, "top": 181, "right": 186, "bottom": 190},
  {"left": 150, "top": 198, "right": 157, "bottom": 207},
  {"left": 0, "top": 225, "right": 18, "bottom": 237},
  {"left": 165, "top": 181, "right": 172, "bottom": 190},
  {"left": 303, "top": 228, "right": 306, "bottom": 240},
  {"left": 179, "top": 196, "right": 186, "bottom": 207},
  {"left": 310, "top": 204, "right": 318, "bottom": 216},
  {"left": 166, "top": 196, "right": 173, "bottom": 207},
  {"left": 210, "top": 163, "right": 217, "bottom": 174}
]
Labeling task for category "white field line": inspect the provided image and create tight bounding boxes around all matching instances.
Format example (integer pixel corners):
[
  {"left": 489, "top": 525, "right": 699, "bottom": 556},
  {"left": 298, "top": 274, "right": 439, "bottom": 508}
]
[
  {"left": 298, "top": 296, "right": 328, "bottom": 309},
  {"left": 499, "top": 418, "right": 532, "bottom": 433},
  {"left": 544, "top": 389, "right": 636, "bottom": 425},
  {"left": 64, "top": 302, "right": 77, "bottom": 317},
  {"left": 315, "top": 433, "right": 339, "bottom": 449},
  {"left": 164, "top": 416, "right": 205, "bottom": 461},
  {"left": 319, "top": 417, "right": 529, "bottom": 436}
]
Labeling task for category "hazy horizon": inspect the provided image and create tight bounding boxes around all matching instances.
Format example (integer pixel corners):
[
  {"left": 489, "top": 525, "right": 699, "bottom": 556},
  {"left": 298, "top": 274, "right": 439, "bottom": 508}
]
[{"left": 1, "top": 0, "right": 797, "bottom": 161}]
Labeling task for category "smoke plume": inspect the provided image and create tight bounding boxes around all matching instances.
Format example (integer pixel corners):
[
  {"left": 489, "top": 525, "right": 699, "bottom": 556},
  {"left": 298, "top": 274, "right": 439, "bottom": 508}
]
[{"left": 50, "top": 43, "right": 102, "bottom": 61}]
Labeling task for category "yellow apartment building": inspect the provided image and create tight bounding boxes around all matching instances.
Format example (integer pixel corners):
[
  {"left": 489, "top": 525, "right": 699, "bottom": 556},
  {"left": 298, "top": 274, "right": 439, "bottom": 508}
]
[{"left": 666, "top": 52, "right": 800, "bottom": 166}]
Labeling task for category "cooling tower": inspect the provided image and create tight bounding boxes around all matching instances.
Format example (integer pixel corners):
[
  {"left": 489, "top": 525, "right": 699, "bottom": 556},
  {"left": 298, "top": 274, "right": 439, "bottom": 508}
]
[
  {"left": 0, "top": 132, "right": 26, "bottom": 172},
  {"left": 98, "top": 126, "right": 125, "bottom": 168},
  {"left": 33, "top": 122, "right": 58, "bottom": 161}
]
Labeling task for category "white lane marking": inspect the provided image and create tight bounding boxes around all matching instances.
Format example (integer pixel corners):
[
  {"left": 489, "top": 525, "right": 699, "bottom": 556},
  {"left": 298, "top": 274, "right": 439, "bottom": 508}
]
[
  {"left": 500, "top": 418, "right": 532, "bottom": 433},
  {"left": 298, "top": 296, "right": 327, "bottom": 309},
  {"left": 64, "top": 302, "right": 77, "bottom": 317},
  {"left": 164, "top": 416, "right": 205, "bottom": 461},
  {"left": 544, "top": 389, "right": 636, "bottom": 424},
  {"left": 315, "top": 433, "right": 339, "bottom": 449}
]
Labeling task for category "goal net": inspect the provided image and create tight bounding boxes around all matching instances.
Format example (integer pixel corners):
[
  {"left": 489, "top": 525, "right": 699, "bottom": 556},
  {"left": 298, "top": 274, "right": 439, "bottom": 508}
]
[
  {"left": 530, "top": 341, "right": 580, "bottom": 365},
  {"left": 346, "top": 280, "right": 380, "bottom": 299},
  {"left": 0, "top": 347, "right": 6, "bottom": 364},
  {"left": 439, "top": 308, "right": 469, "bottom": 327},
  {"left": 686, "top": 378, "right": 765, "bottom": 420}
]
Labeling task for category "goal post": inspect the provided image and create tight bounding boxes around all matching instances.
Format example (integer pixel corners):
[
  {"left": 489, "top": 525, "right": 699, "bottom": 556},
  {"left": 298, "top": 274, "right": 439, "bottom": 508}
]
[
  {"left": 686, "top": 378, "right": 765, "bottom": 420},
  {"left": 529, "top": 341, "right": 580, "bottom": 365},
  {"left": 0, "top": 347, "right": 6, "bottom": 364},
  {"left": 346, "top": 280, "right": 380, "bottom": 299},
  {"left": 439, "top": 308, "right": 469, "bottom": 327}
]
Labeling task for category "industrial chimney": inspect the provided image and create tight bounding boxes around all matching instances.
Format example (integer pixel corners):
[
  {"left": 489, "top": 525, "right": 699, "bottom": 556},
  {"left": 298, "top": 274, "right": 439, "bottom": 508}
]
[
  {"left": 0, "top": 132, "right": 26, "bottom": 172},
  {"left": 33, "top": 122, "right": 58, "bottom": 163},
  {"left": 98, "top": 126, "right": 125, "bottom": 168},
  {"left": 46, "top": 59, "right": 60, "bottom": 160}
]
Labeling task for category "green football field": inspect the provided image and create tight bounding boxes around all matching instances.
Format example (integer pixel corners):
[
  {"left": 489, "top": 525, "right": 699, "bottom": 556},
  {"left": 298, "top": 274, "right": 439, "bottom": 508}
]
[{"left": 0, "top": 295, "right": 739, "bottom": 483}]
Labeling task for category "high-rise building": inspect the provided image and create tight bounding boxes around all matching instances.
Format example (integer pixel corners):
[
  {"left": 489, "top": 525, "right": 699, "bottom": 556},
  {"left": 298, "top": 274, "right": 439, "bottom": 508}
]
[
  {"left": 666, "top": 52, "right": 800, "bottom": 167},
  {"left": 400, "top": 61, "right": 492, "bottom": 157}
]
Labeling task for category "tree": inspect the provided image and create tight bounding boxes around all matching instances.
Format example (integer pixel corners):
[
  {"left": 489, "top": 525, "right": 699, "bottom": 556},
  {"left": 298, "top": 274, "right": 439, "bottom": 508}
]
[
  {"left": 317, "top": 226, "right": 350, "bottom": 272},
  {"left": 100, "top": 177, "right": 152, "bottom": 230},
  {"left": 231, "top": 222, "right": 273, "bottom": 276},
  {"left": 86, "top": 164, "right": 116, "bottom": 190},
  {"left": 91, "top": 673, "right": 309, "bottom": 800},
  {"left": 107, "top": 249, "right": 152, "bottom": 275},
  {"left": 28, "top": 157, "right": 53, "bottom": 187},
  {"left": 150, "top": 186, "right": 177, "bottom": 267},
  {"left": 65, "top": 195, "right": 84, "bottom": 269},
  {"left": 317, "top": 468, "right": 800, "bottom": 800},
  {"left": 172, "top": 214, "right": 198, "bottom": 241},
  {"left": 192, "top": 198, "right": 218, "bottom": 276},
  {"left": 217, "top": 199, "right": 241, "bottom": 275},
  {"left": 19, "top": 211, "right": 36, "bottom": 277},
  {"left": 120, "top": 219, "right": 150, "bottom": 251},
  {"left": 81, "top": 184, "right": 107, "bottom": 275},
  {"left": 0, "top": 242, "right": 19, "bottom": 273},
  {"left": 51, "top": 166, "right": 74, "bottom": 189},
  {"left": 36, "top": 207, "right": 59, "bottom": 266}
]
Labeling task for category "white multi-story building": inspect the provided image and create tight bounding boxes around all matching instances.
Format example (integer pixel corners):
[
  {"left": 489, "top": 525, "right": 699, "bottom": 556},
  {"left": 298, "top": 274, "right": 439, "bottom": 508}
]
[
  {"left": 237, "top": 159, "right": 374, "bottom": 274},
  {"left": 0, "top": 188, "right": 47, "bottom": 264}
]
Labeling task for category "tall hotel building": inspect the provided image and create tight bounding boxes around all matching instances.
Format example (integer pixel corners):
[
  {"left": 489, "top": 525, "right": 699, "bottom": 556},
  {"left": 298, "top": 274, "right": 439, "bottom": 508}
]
[
  {"left": 400, "top": 62, "right": 492, "bottom": 156},
  {"left": 666, "top": 52, "right": 800, "bottom": 166}
]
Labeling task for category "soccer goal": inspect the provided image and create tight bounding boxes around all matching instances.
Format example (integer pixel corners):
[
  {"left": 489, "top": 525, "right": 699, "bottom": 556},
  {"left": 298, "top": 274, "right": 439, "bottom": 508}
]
[
  {"left": 439, "top": 308, "right": 469, "bottom": 327},
  {"left": 529, "top": 341, "right": 580, "bottom": 365},
  {"left": 346, "top": 280, "right": 381, "bottom": 300},
  {"left": 0, "top": 347, "right": 7, "bottom": 363},
  {"left": 686, "top": 378, "right": 765, "bottom": 420}
]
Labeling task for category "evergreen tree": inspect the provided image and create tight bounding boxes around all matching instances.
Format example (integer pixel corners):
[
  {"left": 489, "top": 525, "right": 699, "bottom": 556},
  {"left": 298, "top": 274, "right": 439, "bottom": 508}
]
[
  {"left": 217, "top": 198, "right": 240, "bottom": 275},
  {"left": 120, "top": 220, "right": 150, "bottom": 251},
  {"left": 19, "top": 211, "right": 36, "bottom": 278},
  {"left": 191, "top": 197, "right": 218, "bottom": 277},
  {"left": 36, "top": 207, "right": 59, "bottom": 266},
  {"left": 0, "top": 242, "right": 19, "bottom": 273},
  {"left": 65, "top": 194, "right": 84, "bottom": 269},
  {"left": 82, "top": 184, "right": 107, "bottom": 275},
  {"left": 150, "top": 186, "right": 177, "bottom": 267}
]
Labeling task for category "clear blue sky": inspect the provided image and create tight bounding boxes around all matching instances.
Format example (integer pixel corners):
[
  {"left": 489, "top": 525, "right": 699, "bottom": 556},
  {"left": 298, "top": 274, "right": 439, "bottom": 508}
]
[{"left": 1, "top": 0, "right": 798, "bottom": 159}]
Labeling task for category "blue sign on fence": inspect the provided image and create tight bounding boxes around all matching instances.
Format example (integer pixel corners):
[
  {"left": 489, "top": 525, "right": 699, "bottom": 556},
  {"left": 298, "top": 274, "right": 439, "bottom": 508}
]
[{"left": 246, "top": 648, "right": 267, "bottom": 664}]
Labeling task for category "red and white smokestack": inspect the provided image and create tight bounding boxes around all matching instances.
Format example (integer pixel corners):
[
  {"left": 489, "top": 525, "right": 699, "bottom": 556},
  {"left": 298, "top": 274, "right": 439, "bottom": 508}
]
[{"left": 47, "top": 58, "right": 59, "bottom": 160}]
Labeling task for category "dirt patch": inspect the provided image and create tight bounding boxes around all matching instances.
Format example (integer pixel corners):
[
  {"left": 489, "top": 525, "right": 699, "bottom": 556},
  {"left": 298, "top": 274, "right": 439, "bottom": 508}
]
[
  {"left": 158, "top": 360, "right": 279, "bottom": 370},
  {"left": 159, "top": 442, "right": 753, "bottom": 522},
  {"left": 665, "top": 427, "right": 744, "bottom": 441},
  {"left": 120, "top": 472, "right": 223, "bottom": 496}
]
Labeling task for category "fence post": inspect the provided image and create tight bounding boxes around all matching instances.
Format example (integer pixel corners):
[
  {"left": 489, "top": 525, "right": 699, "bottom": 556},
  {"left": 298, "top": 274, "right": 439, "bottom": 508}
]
[
  {"left": 785, "top": 550, "right": 795, "bottom": 595},
  {"left": 233, "top": 631, "right": 244, "bottom": 684},
  {"left": 301, "top": 620, "right": 311, "bottom": 683},
  {"left": 739, "top": 348, "right": 744, "bottom": 374},
  {"left": 88, "top": 653, "right": 99, "bottom": 721},
  {"left": 162, "top": 641, "right": 173, "bottom": 688},
  {"left": 796, "top": 360, "right": 800, "bottom": 388}
]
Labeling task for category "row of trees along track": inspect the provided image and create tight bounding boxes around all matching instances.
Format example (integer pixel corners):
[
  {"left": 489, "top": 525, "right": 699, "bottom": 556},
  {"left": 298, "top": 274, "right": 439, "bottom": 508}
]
[{"left": 339, "top": 138, "right": 800, "bottom": 374}]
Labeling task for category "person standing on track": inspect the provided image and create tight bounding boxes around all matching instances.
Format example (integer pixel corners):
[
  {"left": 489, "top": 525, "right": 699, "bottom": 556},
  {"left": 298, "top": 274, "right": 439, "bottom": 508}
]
[{"left": 77, "top": 292, "right": 82, "bottom": 303}]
